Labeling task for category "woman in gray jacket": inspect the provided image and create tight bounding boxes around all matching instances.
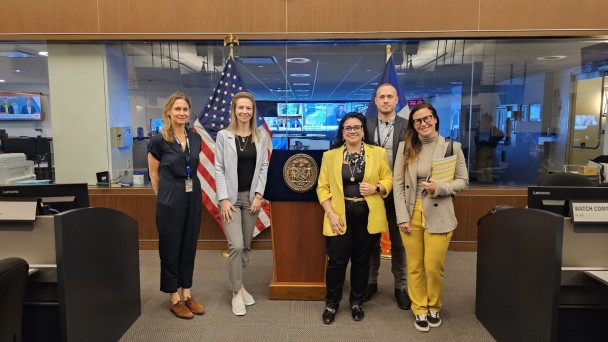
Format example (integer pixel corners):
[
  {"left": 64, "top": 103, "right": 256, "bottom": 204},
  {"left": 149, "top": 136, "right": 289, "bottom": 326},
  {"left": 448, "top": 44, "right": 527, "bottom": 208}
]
[
  {"left": 393, "top": 103, "right": 468, "bottom": 332},
  {"left": 215, "top": 91, "right": 270, "bottom": 316}
]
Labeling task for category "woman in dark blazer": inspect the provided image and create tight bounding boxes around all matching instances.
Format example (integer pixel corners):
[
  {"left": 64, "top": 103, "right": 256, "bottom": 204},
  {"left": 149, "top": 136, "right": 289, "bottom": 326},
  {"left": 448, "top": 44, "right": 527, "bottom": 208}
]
[
  {"left": 148, "top": 92, "right": 205, "bottom": 319},
  {"left": 393, "top": 103, "right": 468, "bottom": 332}
]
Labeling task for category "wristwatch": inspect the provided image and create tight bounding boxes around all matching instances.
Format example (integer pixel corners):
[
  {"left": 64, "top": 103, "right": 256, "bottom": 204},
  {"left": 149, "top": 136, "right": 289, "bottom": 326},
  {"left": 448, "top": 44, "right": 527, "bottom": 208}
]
[{"left": 375, "top": 186, "right": 380, "bottom": 194}]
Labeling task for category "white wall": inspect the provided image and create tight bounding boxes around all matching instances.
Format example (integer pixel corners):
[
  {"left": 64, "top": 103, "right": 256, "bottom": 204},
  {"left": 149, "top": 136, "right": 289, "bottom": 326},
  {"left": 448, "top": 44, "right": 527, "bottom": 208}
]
[{"left": 47, "top": 44, "right": 111, "bottom": 185}]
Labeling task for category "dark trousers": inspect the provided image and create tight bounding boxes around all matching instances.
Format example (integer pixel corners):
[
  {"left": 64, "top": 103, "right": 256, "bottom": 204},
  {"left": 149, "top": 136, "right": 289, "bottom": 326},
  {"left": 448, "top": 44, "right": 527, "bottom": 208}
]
[
  {"left": 368, "top": 193, "right": 407, "bottom": 289},
  {"left": 325, "top": 200, "right": 379, "bottom": 308},
  {"left": 156, "top": 185, "right": 202, "bottom": 293}
]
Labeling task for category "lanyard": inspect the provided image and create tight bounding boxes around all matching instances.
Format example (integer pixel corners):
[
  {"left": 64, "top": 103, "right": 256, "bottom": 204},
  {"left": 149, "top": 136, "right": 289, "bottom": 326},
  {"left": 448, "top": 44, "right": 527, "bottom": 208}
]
[
  {"left": 376, "top": 121, "right": 394, "bottom": 148},
  {"left": 175, "top": 132, "right": 191, "bottom": 179}
]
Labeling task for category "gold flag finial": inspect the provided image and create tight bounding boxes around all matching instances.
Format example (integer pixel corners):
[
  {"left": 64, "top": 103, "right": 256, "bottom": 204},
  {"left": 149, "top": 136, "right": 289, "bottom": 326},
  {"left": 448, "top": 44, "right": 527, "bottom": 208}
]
[
  {"left": 224, "top": 34, "right": 240, "bottom": 59},
  {"left": 385, "top": 44, "right": 392, "bottom": 61}
]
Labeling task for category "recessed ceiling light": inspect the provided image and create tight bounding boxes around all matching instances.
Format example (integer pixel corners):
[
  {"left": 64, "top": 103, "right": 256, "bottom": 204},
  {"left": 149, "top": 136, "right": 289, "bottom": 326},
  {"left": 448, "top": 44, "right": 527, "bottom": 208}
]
[
  {"left": 370, "top": 82, "right": 379, "bottom": 86},
  {"left": 10, "top": 69, "right": 22, "bottom": 73},
  {"left": 285, "top": 57, "right": 311, "bottom": 64},
  {"left": 293, "top": 82, "right": 310, "bottom": 86},
  {"left": 536, "top": 55, "right": 566, "bottom": 61},
  {"left": 38, "top": 51, "right": 48, "bottom": 56},
  {"left": 289, "top": 73, "right": 311, "bottom": 78},
  {"left": 294, "top": 89, "right": 310, "bottom": 92},
  {"left": 235, "top": 56, "right": 277, "bottom": 65},
  {"left": 0, "top": 80, "right": 5, "bottom": 83},
  {"left": 366, "top": 69, "right": 372, "bottom": 72}
]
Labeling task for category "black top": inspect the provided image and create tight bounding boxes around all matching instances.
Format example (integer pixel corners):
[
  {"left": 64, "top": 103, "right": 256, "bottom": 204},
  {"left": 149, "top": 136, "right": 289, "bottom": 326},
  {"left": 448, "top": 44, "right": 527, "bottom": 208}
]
[
  {"left": 342, "top": 163, "right": 364, "bottom": 198},
  {"left": 148, "top": 130, "right": 202, "bottom": 205},
  {"left": 236, "top": 134, "right": 257, "bottom": 192}
]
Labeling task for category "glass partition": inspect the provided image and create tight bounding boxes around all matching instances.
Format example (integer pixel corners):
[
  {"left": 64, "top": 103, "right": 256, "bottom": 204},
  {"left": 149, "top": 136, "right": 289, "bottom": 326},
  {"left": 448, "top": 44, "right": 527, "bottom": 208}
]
[{"left": 2, "top": 38, "right": 608, "bottom": 186}]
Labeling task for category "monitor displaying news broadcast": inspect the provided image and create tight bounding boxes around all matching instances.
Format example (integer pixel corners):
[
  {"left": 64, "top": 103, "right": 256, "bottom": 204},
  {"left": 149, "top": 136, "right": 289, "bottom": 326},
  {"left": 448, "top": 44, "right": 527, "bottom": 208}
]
[{"left": 0, "top": 92, "right": 43, "bottom": 121}]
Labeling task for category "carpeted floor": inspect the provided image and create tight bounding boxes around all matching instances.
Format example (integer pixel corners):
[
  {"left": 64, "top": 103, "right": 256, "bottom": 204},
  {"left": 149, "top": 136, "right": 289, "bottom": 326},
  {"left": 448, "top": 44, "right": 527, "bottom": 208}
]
[{"left": 119, "top": 250, "right": 495, "bottom": 342}]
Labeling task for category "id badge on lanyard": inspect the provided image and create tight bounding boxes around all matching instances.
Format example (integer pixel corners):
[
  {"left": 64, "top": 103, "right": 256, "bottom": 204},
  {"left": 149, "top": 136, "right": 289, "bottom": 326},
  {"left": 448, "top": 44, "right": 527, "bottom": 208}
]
[
  {"left": 185, "top": 167, "right": 193, "bottom": 193},
  {"left": 177, "top": 132, "right": 193, "bottom": 193}
]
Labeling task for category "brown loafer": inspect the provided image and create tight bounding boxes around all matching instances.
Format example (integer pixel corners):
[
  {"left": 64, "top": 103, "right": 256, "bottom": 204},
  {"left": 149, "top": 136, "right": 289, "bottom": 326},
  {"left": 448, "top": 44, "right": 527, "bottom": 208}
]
[
  {"left": 170, "top": 300, "right": 194, "bottom": 319},
  {"left": 184, "top": 297, "right": 205, "bottom": 315}
]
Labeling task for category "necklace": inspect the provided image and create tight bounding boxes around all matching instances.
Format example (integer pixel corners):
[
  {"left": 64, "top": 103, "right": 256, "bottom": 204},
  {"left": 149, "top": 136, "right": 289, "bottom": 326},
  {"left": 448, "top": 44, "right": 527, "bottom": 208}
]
[
  {"left": 236, "top": 134, "right": 249, "bottom": 151},
  {"left": 347, "top": 162, "right": 356, "bottom": 182}
]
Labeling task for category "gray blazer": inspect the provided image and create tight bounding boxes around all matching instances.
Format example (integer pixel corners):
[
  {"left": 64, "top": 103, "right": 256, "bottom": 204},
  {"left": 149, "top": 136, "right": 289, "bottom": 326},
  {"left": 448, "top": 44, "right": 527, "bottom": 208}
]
[
  {"left": 393, "top": 136, "right": 469, "bottom": 233},
  {"left": 367, "top": 115, "right": 408, "bottom": 169},
  {"left": 215, "top": 129, "right": 270, "bottom": 204}
]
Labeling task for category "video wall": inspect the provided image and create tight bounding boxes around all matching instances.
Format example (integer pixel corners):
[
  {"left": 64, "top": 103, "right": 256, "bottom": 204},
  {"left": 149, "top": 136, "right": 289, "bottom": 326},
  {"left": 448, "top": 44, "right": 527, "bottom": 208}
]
[{"left": 259, "top": 101, "right": 370, "bottom": 133}]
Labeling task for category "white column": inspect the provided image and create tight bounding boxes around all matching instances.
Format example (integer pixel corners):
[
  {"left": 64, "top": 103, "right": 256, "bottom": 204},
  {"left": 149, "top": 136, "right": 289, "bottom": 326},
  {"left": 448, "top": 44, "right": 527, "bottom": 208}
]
[{"left": 48, "top": 44, "right": 111, "bottom": 185}]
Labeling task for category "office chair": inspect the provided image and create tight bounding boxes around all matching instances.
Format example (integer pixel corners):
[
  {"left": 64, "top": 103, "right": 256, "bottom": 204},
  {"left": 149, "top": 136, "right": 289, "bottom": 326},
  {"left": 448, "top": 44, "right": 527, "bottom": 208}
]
[
  {"left": 538, "top": 172, "right": 594, "bottom": 186},
  {"left": 0, "top": 257, "right": 29, "bottom": 342}
]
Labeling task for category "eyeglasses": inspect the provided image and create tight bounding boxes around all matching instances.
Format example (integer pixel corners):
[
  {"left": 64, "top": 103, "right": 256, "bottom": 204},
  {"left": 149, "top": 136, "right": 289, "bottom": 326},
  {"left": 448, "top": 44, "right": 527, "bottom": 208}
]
[
  {"left": 343, "top": 125, "right": 363, "bottom": 132},
  {"left": 413, "top": 114, "right": 434, "bottom": 126}
]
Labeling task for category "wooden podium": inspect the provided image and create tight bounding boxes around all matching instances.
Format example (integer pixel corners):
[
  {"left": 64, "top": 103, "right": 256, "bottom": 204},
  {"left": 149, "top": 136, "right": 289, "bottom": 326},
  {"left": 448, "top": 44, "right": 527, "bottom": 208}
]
[{"left": 265, "top": 150, "right": 327, "bottom": 300}]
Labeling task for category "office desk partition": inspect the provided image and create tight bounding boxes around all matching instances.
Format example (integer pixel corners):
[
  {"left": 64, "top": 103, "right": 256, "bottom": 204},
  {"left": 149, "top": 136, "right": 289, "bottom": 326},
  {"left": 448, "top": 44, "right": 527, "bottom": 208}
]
[
  {"left": 265, "top": 150, "right": 326, "bottom": 300},
  {"left": 0, "top": 207, "right": 141, "bottom": 342},
  {"left": 476, "top": 208, "right": 608, "bottom": 342}
]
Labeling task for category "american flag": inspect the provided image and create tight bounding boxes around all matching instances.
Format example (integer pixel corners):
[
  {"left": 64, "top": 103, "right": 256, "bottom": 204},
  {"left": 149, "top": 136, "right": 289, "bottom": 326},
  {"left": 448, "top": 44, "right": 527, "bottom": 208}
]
[{"left": 194, "top": 57, "right": 272, "bottom": 237}]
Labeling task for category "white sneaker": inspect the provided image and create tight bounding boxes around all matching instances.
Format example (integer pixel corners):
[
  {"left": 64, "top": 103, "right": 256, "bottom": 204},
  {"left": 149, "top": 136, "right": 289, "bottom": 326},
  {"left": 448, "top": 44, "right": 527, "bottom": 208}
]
[
  {"left": 232, "top": 293, "right": 246, "bottom": 316},
  {"left": 242, "top": 287, "right": 255, "bottom": 306}
]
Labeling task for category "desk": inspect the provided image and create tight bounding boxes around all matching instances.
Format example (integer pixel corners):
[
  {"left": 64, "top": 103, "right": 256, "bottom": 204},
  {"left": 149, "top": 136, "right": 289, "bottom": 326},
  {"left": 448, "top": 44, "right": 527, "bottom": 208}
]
[{"left": 585, "top": 271, "right": 608, "bottom": 286}]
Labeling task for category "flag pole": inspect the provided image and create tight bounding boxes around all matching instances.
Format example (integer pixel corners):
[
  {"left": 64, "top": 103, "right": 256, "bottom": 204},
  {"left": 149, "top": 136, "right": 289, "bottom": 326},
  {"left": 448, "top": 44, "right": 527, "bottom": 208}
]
[
  {"left": 381, "top": 43, "right": 393, "bottom": 260},
  {"left": 220, "top": 33, "right": 239, "bottom": 259}
]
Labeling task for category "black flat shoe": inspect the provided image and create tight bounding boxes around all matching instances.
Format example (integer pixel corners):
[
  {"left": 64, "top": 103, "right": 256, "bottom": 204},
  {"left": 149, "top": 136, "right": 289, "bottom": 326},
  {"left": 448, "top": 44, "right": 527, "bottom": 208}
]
[
  {"left": 351, "top": 305, "right": 364, "bottom": 321},
  {"left": 322, "top": 307, "right": 337, "bottom": 324},
  {"left": 395, "top": 288, "right": 411, "bottom": 310},
  {"left": 363, "top": 283, "right": 377, "bottom": 302}
]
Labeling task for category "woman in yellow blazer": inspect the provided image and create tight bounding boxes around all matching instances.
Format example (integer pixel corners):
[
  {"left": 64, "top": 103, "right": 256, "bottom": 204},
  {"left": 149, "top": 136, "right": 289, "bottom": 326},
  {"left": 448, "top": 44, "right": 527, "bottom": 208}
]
[{"left": 316, "top": 112, "right": 393, "bottom": 325}]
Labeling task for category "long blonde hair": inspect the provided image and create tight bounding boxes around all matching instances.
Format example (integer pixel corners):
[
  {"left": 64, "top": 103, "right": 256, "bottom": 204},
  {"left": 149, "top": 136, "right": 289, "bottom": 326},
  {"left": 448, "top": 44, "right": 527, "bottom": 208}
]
[
  {"left": 226, "top": 91, "right": 260, "bottom": 142},
  {"left": 161, "top": 92, "right": 191, "bottom": 143}
]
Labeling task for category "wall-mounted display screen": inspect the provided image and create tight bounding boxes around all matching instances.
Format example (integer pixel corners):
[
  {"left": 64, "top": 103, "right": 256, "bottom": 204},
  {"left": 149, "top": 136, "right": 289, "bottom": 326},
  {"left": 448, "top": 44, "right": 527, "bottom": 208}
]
[{"left": 0, "top": 92, "right": 43, "bottom": 121}]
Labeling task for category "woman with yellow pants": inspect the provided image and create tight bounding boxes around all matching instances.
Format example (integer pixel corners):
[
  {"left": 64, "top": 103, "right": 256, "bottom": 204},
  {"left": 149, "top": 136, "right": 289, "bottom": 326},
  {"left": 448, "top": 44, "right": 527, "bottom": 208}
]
[{"left": 393, "top": 103, "right": 469, "bottom": 332}]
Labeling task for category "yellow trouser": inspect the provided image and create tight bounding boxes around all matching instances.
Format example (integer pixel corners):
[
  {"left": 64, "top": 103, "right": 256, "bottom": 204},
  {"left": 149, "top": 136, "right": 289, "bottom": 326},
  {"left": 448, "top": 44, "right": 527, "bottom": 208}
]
[{"left": 400, "top": 199, "right": 452, "bottom": 315}]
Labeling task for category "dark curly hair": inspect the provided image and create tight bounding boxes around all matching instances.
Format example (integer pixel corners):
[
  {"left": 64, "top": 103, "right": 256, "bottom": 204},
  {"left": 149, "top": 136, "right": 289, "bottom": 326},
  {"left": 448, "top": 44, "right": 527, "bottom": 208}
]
[{"left": 330, "top": 112, "right": 374, "bottom": 149}]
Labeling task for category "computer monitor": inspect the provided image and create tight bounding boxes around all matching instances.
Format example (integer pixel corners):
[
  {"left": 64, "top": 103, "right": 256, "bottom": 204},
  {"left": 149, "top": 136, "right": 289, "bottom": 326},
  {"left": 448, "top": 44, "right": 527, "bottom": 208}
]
[
  {"left": 527, "top": 185, "right": 608, "bottom": 217},
  {"left": 1, "top": 137, "right": 36, "bottom": 159},
  {"left": 150, "top": 118, "right": 163, "bottom": 135},
  {"left": 0, "top": 183, "right": 89, "bottom": 214}
]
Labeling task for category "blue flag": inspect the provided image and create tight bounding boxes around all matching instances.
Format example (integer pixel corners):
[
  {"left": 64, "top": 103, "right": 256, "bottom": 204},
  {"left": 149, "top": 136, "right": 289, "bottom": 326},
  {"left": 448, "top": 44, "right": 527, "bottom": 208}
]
[{"left": 366, "top": 55, "right": 407, "bottom": 118}]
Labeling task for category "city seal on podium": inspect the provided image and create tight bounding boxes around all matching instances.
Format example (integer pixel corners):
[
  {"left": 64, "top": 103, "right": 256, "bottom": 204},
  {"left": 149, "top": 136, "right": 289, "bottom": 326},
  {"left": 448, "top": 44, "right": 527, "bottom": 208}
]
[{"left": 283, "top": 153, "right": 319, "bottom": 193}]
